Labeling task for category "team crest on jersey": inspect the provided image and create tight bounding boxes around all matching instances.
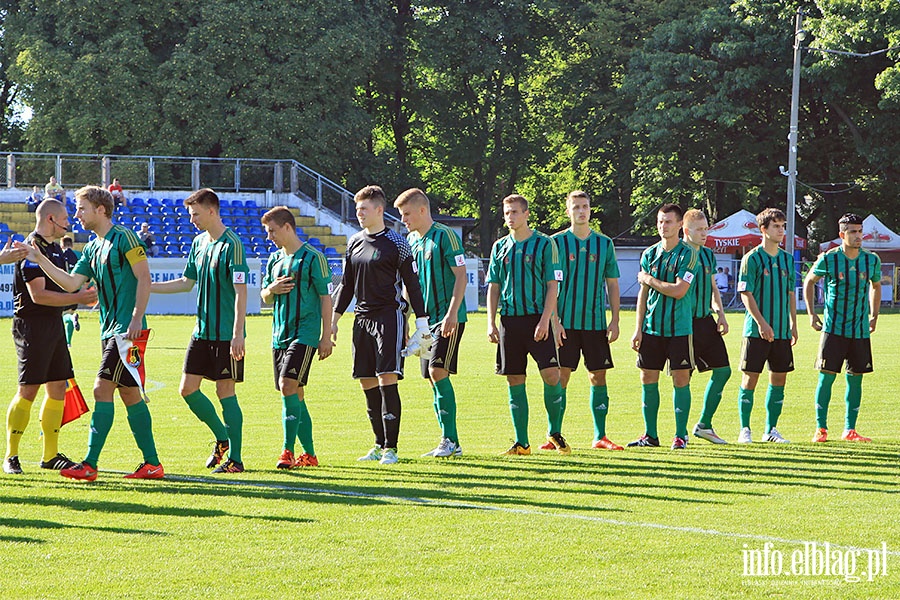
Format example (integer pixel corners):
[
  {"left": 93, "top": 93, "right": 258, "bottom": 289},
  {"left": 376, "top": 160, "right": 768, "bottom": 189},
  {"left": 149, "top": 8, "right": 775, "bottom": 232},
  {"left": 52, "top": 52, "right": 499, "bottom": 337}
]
[
  {"left": 569, "top": 253, "right": 575, "bottom": 262},
  {"left": 588, "top": 254, "right": 596, "bottom": 262},
  {"left": 524, "top": 255, "right": 532, "bottom": 263},
  {"left": 838, "top": 272, "right": 844, "bottom": 280},
  {"left": 372, "top": 249, "right": 381, "bottom": 261},
  {"left": 127, "top": 345, "right": 141, "bottom": 368},
  {"left": 763, "top": 268, "right": 769, "bottom": 277}
]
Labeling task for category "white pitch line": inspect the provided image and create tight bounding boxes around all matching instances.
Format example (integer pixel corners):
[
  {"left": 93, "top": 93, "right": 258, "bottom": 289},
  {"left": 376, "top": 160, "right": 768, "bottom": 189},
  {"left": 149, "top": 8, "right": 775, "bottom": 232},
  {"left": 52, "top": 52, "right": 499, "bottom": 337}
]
[{"left": 148, "top": 473, "right": 900, "bottom": 557}]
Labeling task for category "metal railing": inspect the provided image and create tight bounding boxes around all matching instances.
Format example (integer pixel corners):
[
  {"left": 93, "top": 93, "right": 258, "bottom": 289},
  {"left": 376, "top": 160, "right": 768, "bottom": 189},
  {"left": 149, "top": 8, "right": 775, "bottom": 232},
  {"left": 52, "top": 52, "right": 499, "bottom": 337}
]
[{"left": 3, "top": 151, "right": 399, "bottom": 227}]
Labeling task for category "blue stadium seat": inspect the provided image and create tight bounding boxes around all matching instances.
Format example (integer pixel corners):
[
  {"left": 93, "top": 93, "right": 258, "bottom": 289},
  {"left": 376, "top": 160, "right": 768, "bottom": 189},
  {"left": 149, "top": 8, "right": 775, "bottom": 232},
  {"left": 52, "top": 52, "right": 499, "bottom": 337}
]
[
  {"left": 307, "top": 237, "right": 321, "bottom": 247},
  {"left": 324, "top": 247, "right": 340, "bottom": 258},
  {"left": 178, "top": 235, "right": 193, "bottom": 245},
  {"left": 130, "top": 197, "right": 146, "bottom": 207}
]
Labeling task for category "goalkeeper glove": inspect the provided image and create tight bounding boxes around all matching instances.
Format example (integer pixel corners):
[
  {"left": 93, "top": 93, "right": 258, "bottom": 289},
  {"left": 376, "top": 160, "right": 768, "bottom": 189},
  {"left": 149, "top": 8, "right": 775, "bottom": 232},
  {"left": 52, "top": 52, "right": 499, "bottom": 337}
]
[{"left": 402, "top": 317, "right": 434, "bottom": 359}]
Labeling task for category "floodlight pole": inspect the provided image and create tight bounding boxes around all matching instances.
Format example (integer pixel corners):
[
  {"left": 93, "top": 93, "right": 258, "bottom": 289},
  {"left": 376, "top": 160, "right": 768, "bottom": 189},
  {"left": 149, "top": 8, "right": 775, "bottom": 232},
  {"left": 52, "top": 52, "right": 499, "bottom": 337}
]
[{"left": 786, "top": 8, "right": 804, "bottom": 258}]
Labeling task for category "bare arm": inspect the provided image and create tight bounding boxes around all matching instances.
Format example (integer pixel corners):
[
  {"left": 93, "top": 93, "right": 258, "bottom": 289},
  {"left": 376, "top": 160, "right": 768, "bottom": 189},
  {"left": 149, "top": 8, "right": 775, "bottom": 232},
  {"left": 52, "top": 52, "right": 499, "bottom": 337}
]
[
  {"left": 636, "top": 271, "right": 691, "bottom": 299},
  {"left": 803, "top": 271, "right": 822, "bottom": 330},
  {"left": 19, "top": 241, "right": 88, "bottom": 292},
  {"left": 870, "top": 280, "right": 881, "bottom": 333},
  {"left": 740, "top": 291, "right": 773, "bottom": 342},
  {"left": 486, "top": 282, "right": 500, "bottom": 343},
  {"left": 631, "top": 283, "right": 648, "bottom": 351},
  {"left": 606, "top": 278, "right": 620, "bottom": 343},
  {"left": 151, "top": 276, "right": 196, "bottom": 294},
  {"left": 318, "top": 294, "right": 335, "bottom": 359},
  {"left": 25, "top": 277, "right": 97, "bottom": 307},
  {"left": 789, "top": 291, "right": 798, "bottom": 346},
  {"left": 440, "top": 264, "right": 468, "bottom": 338},
  {"left": 0, "top": 238, "right": 27, "bottom": 264},
  {"left": 127, "top": 259, "right": 151, "bottom": 340},
  {"left": 710, "top": 276, "right": 728, "bottom": 335},
  {"left": 229, "top": 283, "right": 247, "bottom": 360}
]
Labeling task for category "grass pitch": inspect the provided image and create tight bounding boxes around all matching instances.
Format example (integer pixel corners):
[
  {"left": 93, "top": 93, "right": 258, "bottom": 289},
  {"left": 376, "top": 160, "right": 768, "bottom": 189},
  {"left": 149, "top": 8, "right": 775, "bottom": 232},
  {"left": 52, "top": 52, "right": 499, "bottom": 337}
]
[{"left": 1, "top": 311, "right": 898, "bottom": 599}]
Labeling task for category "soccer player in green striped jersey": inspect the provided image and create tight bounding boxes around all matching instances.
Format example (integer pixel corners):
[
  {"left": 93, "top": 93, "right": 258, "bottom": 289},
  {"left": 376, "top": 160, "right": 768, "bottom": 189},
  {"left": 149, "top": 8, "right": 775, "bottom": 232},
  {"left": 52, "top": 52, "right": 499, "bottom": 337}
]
[
  {"left": 394, "top": 189, "right": 467, "bottom": 458},
  {"left": 487, "top": 194, "right": 566, "bottom": 456},
  {"left": 803, "top": 213, "right": 880, "bottom": 443},
  {"left": 21, "top": 186, "right": 163, "bottom": 481},
  {"left": 629, "top": 204, "right": 698, "bottom": 450},
  {"left": 151, "top": 189, "right": 250, "bottom": 473},
  {"left": 682, "top": 209, "right": 731, "bottom": 445},
  {"left": 735, "top": 208, "right": 798, "bottom": 444},
  {"left": 261, "top": 207, "right": 333, "bottom": 468},
  {"left": 552, "top": 190, "right": 623, "bottom": 451}
]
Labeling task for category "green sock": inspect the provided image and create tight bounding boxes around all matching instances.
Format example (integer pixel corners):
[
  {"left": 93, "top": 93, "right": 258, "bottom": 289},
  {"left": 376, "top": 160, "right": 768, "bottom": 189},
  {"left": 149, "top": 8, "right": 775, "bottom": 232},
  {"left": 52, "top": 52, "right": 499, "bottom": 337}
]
[
  {"left": 590, "top": 385, "right": 609, "bottom": 440},
  {"left": 126, "top": 401, "right": 159, "bottom": 465},
  {"left": 814, "top": 372, "right": 836, "bottom": 429},
  {"left": 673, "top": 384, "right": 691, "bottom": 439},
  {"left": 845, "top": 374, "right": 863, "bottom": 430},
  {"left": 739, "top": 387, "right": 754, "bottom": 428},
  {"left": 641, "top": 383, "right": 660, "bottom": 439},
  {"left": 63, "top": 314, "right": 75, "bottom": 345},
  {"left": 296, "top": 399, "right": 315, "bottom": 456},
  {"left": 558, "top": 386, "right": 567, "bottom": 433},
  {"left": 543, "top": 381, "right": 563, "bottom": 435},
  {"left": 699, "top": 367, "right": 731, "bottom": 428},
  {"left": 282, "top": 394, "right": 301, "bottom": 452},
  {"left": 434, "top": 378, "right": 458, "bottom": 443},
  {"left": 220, "top": 396, "right": 243, "bottom": 463},
  {"left": 431, "top": 384, "right": 443, "bottom": 430},
  {"left": 84, "top": 401, "right": 115, "bottom": 468},
  {"left": 183, "top": 390, "right": 228, "bottom": 440},
  {"left": 764, "top": 385, "right": 785, "bottom": 432},
  {"left": 508, "top": 384, "right": 529, "bottom": 446}
]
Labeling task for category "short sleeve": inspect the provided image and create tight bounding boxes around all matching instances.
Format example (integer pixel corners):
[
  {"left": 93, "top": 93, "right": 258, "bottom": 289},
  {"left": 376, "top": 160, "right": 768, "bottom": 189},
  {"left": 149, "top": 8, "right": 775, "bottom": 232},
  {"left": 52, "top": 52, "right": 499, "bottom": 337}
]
[
  {"left": 312, "top": 252, "right": 331, "bottom": 296},
  {"left": 543, "top": 237, "right": 562, "bottom": 283},
  {"left": 486, "top": 240, "right": 503, "bottom": 284},
  {"left": 184, "top": 239, "right": 199, "bottom": 280},
  {"left": 811, "top": 253, "right": 827, "bottom": 278},
  {"left": 738, "top": 254, "right": 755, "bottom": 294},
  {"left": 604, "top": 238, "right": 620, "bottom": 278},
  {"left": 73, "top": 247, "right": 94, "bottom": 279},
  {"left": 441, "top": 229, "right": 466, "bottom": 269}
]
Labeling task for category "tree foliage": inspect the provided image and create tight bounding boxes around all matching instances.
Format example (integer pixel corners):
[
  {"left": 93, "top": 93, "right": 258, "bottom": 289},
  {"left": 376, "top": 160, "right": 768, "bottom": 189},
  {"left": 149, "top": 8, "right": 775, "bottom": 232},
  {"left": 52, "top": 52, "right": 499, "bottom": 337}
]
[{"left": 2, "top": 0, "right": 898, "bottom": 252}]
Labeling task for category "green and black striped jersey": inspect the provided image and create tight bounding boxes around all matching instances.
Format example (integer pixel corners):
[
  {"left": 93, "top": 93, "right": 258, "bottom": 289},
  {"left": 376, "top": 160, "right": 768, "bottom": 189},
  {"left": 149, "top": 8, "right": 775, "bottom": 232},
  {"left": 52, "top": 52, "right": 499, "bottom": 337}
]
[
  {"left": 691, "top": 245, "right": 717, "bottom": 319},
  {"left": 811, "top": 247, "right": 881, "bottom": 339},
  {"left": 487, "top": 231, "right": 562, "bottom": 317},
  {"left": 72, "top": 225, "right": 148, "bottom": 340},
  {"left": 552, "top": 230, "right": 619, "bottom": 331},
  {"left": 263, "top": 243, "right": 331, "bottom": 349},
  {"left": 640, "top": 240, "right": 697, "bottom": 337},
  {"left": 408, "top": 222, "right": 468, "bottom": 328},
  {"left": 184, "top": 228, "right": 250, "bottom": 341},
  {"left": 738, "top": 245, "right": 795, "bottom": 339}
]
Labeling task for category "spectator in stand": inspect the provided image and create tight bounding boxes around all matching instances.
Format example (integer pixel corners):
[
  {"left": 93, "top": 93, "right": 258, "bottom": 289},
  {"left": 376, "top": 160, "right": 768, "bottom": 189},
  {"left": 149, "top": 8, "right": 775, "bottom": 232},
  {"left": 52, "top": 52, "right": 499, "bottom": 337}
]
[
  {"left": 724, "top": 266, "right": 734, "bottom": 291},
  {"left": 138, "top": 222, "right": 159, "bottom": 257},
  {"left": 26, "top": 186, "right": 43, "bottom": 212},
  {"left": 715, "top": 266, "right": 729, "bottom": 294},
  {"left": 44, "top": 176, "right": 64, "bottom": 202},
  {"left": 108, "top": 178, "right": 127, "bottom": 207}
]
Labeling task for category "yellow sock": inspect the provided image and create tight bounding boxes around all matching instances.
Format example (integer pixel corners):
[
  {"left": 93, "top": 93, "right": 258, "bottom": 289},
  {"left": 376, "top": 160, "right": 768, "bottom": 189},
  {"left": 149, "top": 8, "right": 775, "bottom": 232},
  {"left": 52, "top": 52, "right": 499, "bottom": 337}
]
[
  {"left": 39, "top": 397, "right": 65, "bottom": 462},
  {"left": 6, "top": 395, "right": 34, "bottom": 458}
]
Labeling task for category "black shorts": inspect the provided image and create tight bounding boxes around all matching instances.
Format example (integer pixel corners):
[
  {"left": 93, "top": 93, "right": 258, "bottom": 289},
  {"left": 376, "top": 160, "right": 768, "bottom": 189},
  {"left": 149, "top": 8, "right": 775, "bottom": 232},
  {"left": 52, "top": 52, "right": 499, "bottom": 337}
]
[
  {"left": 692, "top": 316, "right": 730, "bottom": 372},
  {"left": 420, "top": 322, "right": 465, "bottom": 378},
  {"left": 184, "top": 338, "right": 244, "bottom": 382},
  {"left": 636, "top": 333, "right": 694, "bottom": 372},
  {"left": 558, "top": 329, "right": 614, "bottom": 372},
  {"left": 273, "top": 342, "right": 316, "bottom": 390},
  {"left": 13, "top": 316, "right": 74, "bottom": 385},
  {"left": 740, "top": 337, "right": 794, "bottom": 374},
  {"left": 352, "top": 310, "right": 404, "bottom": 379},
  {"left": 98, "top": 337, "right": 140, "bottom": 387},
  {"left": 815, "top": 333, "right": 873, "bottom": 375},
  {"left": 496, "top": 314, "right": 559, "bottom": 375}
]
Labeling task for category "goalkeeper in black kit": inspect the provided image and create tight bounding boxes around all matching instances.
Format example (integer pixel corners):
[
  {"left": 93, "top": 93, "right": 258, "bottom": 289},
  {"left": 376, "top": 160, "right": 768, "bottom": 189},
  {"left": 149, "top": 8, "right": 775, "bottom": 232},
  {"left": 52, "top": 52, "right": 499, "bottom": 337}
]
[{"left": 331, "top": 185, "right": 432, "bottom": 465}]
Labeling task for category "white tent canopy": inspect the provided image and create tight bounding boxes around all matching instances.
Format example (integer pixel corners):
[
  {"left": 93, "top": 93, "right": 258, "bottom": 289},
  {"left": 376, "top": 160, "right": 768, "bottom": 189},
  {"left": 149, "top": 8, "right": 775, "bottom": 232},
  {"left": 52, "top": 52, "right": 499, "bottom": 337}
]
[{"left": 705, "top": 209, "right": 806, "bottom": 252}]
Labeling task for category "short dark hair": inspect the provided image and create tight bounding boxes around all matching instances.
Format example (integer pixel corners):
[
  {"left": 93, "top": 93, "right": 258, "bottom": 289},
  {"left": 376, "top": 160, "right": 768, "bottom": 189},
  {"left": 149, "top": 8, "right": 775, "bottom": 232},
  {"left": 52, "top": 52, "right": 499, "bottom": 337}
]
[
  {"left": 261, "top": 206, "right": 296, "bottom": 229},
  {"left": 838, "top": 213, "right": 864, "bottom": 232},
  {"left": 659, "top": 203, "right": 683, "bottom": 220},
  {"left": 184, "top": 188, "right": 220, "bottom": 210},
  {"left": 62, "top": 236, "right": 73, "bottom": 248},
  {"left": 756, "top": 208, "right": 786, "bottom": 229},
  {"left": 354, "top": 185, "right": 386, "bottom": 209}
]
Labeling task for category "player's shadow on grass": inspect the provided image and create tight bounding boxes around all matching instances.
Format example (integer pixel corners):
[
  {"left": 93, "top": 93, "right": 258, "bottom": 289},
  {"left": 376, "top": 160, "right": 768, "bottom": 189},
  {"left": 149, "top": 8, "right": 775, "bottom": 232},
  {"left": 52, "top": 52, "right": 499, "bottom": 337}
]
[{"left": 0, "top": 516, "right": 163, "bottom": 537}]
